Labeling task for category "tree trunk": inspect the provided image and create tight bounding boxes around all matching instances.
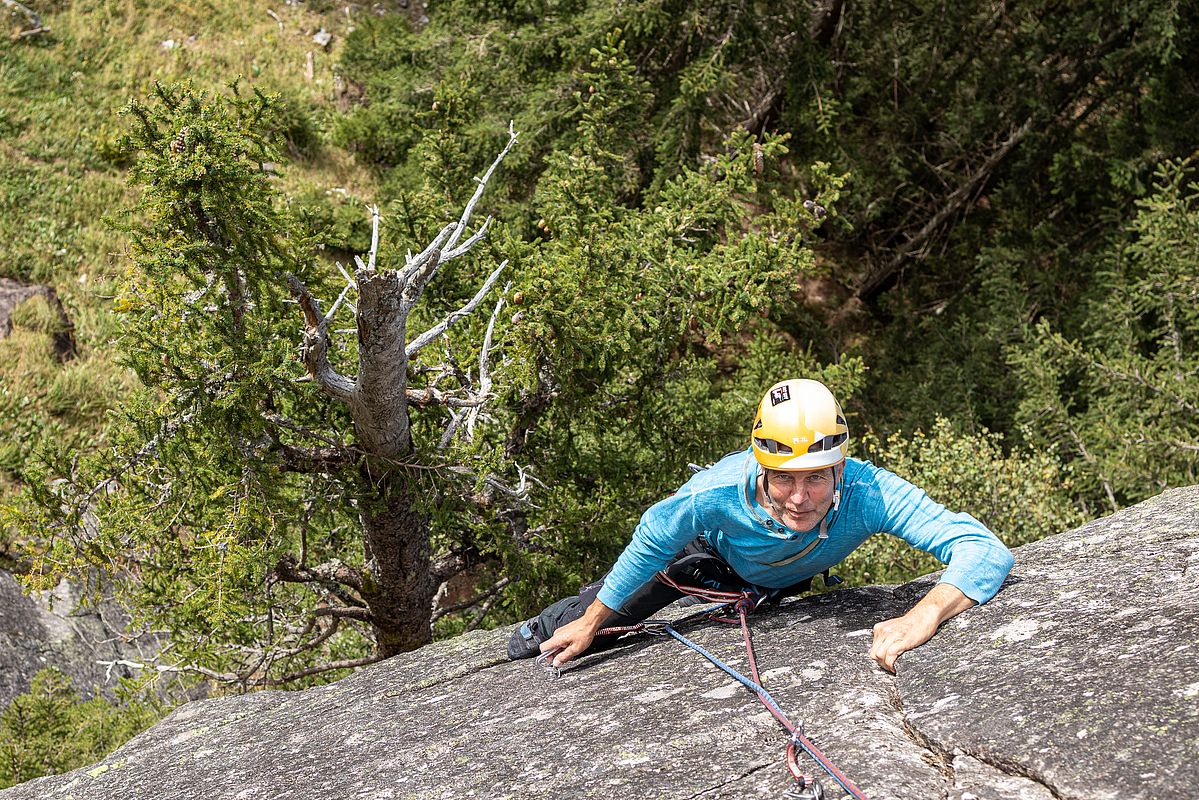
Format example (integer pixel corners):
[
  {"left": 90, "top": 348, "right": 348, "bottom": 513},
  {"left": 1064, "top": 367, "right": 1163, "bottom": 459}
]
[{"left": 358, "top": 469, "right": 437, "bottom": 656}]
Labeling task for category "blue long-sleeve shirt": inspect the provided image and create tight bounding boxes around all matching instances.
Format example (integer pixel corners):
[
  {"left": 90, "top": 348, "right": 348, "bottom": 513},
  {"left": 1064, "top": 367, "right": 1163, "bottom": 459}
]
[{"left": 596, "top": 450, "right": 1014, "bottom": 611}]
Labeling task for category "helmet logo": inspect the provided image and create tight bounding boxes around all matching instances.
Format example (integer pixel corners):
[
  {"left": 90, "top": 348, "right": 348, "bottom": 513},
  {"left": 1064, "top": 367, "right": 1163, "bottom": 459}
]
[{"left": 769, "top": 385, "right": 791, "bottom": 406}]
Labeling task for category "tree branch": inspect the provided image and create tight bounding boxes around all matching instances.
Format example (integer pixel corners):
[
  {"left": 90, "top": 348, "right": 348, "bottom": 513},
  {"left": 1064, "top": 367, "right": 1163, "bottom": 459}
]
[
  {"left": 265, "top": 654, "right": 385, "bottom": 685},
  {"left": 403, "top": 387, "right": 486, "bottom": 409},
  {"left": 406, "top": 259, "right": 508, "bottom": 357},
  {"left": 3, "top": 0, "right": 47, "bottom": 36},
  {"left": 286, "top": 273, "right": 356, "bottom": 403},
  {"left": 313, "top": 606, "right": 373, "bottom": 622},
  {"left": 463, "top": 288, "right": 507, "bottom": 442},
  {"left": 69, "top": 410, "right": 196, "bottom": 519},
  {"left": 464, "top": 592, "right": 501, "bottom": 632},
  {"left": 272, "top": 443, "right": 357, "bottom": 474},
  {"left": 274, "top": 554, "right": 366, "bottom": 597},
  {"left": 431, "top": 577, "right": 510, "bottom": 622},
  {"left": 855, "top": 116, "right": 1035, "bottom": 302},
  {"left": 443, "top": 123, "right": 519, "bottom": 253}
]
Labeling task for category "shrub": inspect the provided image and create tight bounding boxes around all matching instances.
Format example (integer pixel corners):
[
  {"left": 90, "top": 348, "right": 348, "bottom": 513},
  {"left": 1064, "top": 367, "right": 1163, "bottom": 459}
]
[
  {"left": 835, "top": 417, "right": 1084, "bottom": 588},
  {"left": 0, "top": 668, "right": 163, "bottom": 789}
]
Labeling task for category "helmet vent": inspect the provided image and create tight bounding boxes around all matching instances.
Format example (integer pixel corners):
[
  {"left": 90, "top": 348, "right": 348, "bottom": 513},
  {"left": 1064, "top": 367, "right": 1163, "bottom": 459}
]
[
  {"left": 808, "top": 431, "right": 848, "bottom": 453},
  {"left": 754, "top": 437, "right": 793, "bottom": 455}
]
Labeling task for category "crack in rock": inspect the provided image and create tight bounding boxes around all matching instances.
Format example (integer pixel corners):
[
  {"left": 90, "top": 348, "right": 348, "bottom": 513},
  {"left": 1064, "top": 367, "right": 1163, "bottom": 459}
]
[
  {"left": 684, "top": 760, "right": 776, "bottom": 799},
  {"left": 889, "top": 683, "right": 1069, "bottom": 800},
  {"left": 380, "top": 655, "right": 509, "bottom": 698},
  {"left": 886, "top": 683, "right": 952, "bottom": 800}
]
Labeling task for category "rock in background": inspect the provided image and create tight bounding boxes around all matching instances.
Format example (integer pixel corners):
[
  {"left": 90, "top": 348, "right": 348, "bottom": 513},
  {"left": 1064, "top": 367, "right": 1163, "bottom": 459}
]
[
  {"left": 0, "top": 572, "right": 159, "bottom": 707},
  {"left": 1, "top": 487, "right": 1195, "bottom": 800},
  {"left": 0, "top": 279, "right": 77, "bottom": 362}
]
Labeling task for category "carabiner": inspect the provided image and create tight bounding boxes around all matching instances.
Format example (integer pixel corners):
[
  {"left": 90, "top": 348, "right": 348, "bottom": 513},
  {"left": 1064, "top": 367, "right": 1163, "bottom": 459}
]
[
  {"left": 783, "top": 776, "right": 825, "bottom": 800},
  {"left": 535, "top": 647, "right": 563, "bottom": 679}
]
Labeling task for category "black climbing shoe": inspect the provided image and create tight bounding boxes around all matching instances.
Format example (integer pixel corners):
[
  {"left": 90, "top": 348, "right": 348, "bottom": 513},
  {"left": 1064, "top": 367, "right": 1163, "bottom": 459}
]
[{"left": 506, "top": 619, "right": 545, "bottom": 660}]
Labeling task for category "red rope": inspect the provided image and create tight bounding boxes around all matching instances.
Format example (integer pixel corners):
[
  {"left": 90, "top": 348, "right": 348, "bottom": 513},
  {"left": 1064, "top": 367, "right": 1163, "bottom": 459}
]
[{"left": 657, "top": 573, "right": 871, "bottom": 799}]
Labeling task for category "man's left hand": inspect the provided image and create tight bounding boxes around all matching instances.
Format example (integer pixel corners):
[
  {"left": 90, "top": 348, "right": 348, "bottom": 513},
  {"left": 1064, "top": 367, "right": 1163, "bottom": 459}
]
[
  {"left": 869, "top": 583, "right": 976, "bottom": 673},
  {"left": 870, "top": 610, "right": 939, "bottom": 673}
]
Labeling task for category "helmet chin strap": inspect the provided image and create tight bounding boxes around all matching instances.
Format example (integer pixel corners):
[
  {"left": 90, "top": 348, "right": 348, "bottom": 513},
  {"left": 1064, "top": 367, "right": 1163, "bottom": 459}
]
[
  {"left": 832, "top": 462, "right": 843, "bottom": 510},
  {"left": 820, "top": 462, "right": 844, "bottom": 539}
]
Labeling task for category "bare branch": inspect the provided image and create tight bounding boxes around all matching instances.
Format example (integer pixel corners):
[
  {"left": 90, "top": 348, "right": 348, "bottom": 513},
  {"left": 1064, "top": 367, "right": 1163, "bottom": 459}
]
[
  {"left": 327, "top": 279, "right": 355, "bottom": 322},
  {"left": 366, "top": 205, "right": 381, "bottom": 272},
  {"left": 406, "top": 260, "right": 508, "bottom": 357},
  {"left": 444, "top": 123, "right": 518, "bottom": 253},
  {"left": 464, "top": 287, "right": 508, "bottom": 441},
  {"left": 313, "top": 606, "right": 373, "bottom": 622},
  {"left": 441, "top": 217, "right": 492, "bottom": 262},
  {"left": 278, "top": 616, "right": 340, "bottom": 657},
  {"left": 71, "top": 410, "right": 195, "bottom": 518},
  {"left": 3, "top": 0, "right": 43, "bottom": 31},
  {"left": 286, "top": 273, "right": 356, "bottom": 403},
  {"left": 273, "top": 443, "right": 356, "bottom": 474},
  {"left": 264, "top": 413, "right": 352, "bottom": 450},
  {"left": 464, "top": 592, "right": 501, "bottom": 632},
  {"left": 856, "top": 116, "right": 1034, "bottom": 302},
  {"left": 274, "top": 555, "right": 365, "bottom": 595},
  {"left": 266, "top": 654, "right": 385, "bottom": 685},
  {"left": 404, "top": 387, "right": 485, "bottom": 409},
  {"left": 399, "top": 223, "right": 457, "bottom": 287},
  {"left": 438, "top": 409, "right": 468, "bottom": 451},
  {"left": 431, "top": 577, "right": 510, "bottom": 622},
  {"left": 444, "top": 463, "right": 536, "bottom": 501}
]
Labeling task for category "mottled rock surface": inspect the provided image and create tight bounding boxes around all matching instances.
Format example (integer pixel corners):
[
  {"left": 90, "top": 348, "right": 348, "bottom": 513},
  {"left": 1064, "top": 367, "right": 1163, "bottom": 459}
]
[
  {"left": 0, "top": 572, "right": 159, "bottom": 706},
  {"left": 3, "top": 487, "right": 1196, "bottom": 800}
]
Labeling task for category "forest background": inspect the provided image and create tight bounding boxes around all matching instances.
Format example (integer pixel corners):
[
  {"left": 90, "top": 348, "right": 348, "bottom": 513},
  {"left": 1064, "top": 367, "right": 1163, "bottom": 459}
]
[{"left": 1, "top": 0, "right": 1196, "bottom": 786}]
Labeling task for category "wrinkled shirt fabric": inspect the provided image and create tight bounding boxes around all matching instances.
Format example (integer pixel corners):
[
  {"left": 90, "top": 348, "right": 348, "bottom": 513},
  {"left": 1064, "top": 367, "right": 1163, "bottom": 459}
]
[{"left": 596, "top": 450, "right": 1014, "bottom": 611}]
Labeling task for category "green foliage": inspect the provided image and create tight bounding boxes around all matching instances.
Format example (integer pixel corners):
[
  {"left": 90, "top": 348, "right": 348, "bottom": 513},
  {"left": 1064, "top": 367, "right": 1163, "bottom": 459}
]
[
  {"left": 1013, "top": 164, "right": 1199, "bottom": 512},
  {"left": 288, "top": 187, "right": 374, "bottom": 256},
  {"left": 6, "top": 83, "right": 368, "bottom": 680},
  {"left": 843, "top": 0, "right": 1198, "bottom": 441},
  {"left": 837, "top": 418, "right": 1085, "bottom": 588},
  {"left": 431, "top": 44, "right": 860, "bottom": 611},
  {"left": 0, "top": 669, "right": 163, "bottom": 789}
]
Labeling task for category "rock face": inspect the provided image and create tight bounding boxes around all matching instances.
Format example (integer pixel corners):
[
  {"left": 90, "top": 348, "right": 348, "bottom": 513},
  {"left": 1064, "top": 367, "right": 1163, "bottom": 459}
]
[
  {"left": 3, "top": 487, "right": 1196, "bottom": 800},
  {"left": 0, "top": 572, "right": 159, "bottom": 707}
]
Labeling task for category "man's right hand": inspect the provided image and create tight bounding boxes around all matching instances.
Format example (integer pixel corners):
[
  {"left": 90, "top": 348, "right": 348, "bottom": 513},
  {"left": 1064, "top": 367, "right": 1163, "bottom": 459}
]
[{"left": 539, "top": 598, "right": 614, "bottom": 667}]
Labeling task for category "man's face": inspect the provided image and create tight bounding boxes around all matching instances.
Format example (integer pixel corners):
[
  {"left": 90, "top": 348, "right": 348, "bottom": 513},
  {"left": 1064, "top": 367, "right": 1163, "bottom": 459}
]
[{"left": 764, "top": 467, "right": 836, "bottom": 531}]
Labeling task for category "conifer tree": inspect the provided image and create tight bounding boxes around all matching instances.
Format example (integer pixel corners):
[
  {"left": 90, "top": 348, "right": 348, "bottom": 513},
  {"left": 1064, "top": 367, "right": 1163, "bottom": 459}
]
[
  {"left": 11, "top": 51, "right": 846, "bottom": 685},
  {"left": 12, "top": 83, "right": 521, "bottom": 683},
  {"left": 1014, "top": 165, "right": 1199, "bottom": 511}
]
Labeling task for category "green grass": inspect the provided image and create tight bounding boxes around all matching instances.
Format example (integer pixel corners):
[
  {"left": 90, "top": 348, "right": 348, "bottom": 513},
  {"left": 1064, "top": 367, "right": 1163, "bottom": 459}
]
[
  {"left": 0, "top": 0, "right": 385, "bottom": 782},
  {"left": 0, "top": 0, "right": 378, "bottom": 502}
]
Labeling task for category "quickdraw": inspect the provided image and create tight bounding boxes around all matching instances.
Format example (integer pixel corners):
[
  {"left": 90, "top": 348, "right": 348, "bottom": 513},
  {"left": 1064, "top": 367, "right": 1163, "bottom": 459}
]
[{"left": 538, "top": 572, "right": 870, "bottom": 800}]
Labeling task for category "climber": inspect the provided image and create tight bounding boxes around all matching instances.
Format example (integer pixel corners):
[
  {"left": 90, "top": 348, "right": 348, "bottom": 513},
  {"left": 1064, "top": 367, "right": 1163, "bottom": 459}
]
[{"left": 506, "top": 378, "right": 1015, "bottom": 672}]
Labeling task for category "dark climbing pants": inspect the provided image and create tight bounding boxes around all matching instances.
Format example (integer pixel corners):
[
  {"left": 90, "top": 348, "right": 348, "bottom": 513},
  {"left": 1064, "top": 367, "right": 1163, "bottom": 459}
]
[{"left": 530, "top": 537, "right": 817, "bottom": 653}]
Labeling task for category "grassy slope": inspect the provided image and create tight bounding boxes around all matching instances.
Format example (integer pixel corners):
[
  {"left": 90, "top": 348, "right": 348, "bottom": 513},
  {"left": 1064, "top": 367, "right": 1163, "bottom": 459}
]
[
  {"left": 0, "top": 0, "right": 377, "bottom": 497},
  {"left": 0, "top": 0, "right": 385, "bottom": 783}
]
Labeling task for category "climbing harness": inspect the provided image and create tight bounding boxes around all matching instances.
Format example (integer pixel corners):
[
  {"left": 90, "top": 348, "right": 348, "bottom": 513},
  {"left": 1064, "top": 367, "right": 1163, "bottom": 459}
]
[{"left": 537, "top": 572, "right": 870, "bottom": 799}]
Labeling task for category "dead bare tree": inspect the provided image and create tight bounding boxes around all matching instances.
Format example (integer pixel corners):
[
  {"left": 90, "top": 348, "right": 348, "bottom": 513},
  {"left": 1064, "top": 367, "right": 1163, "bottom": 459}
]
[{"left": 273, "top": 125, "right": 520, "bottom": 662}]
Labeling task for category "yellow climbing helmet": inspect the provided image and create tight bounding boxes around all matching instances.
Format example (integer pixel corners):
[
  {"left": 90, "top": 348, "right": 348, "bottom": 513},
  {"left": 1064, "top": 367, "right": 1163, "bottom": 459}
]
[{"left": 751, "top": 379, "right": 849, "bottom": 470}]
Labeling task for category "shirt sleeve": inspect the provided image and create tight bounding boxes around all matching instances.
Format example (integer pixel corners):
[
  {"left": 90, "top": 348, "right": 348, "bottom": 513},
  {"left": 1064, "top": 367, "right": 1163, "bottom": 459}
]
[
  {"left": 596, "top": 487, "right": 705, "bottom": 610},
  {"left": 864, "top": 465, "right": 1014, "bottom": 604}
]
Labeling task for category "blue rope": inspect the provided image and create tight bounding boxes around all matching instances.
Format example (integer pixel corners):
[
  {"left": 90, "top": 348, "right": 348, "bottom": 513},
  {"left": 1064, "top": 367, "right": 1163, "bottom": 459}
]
[
  {"left": 661, "top": 622, "right": 866, "bottom": 799},
  {"left": 660, "top": 625, "right": 794, "bottom": 731}
]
